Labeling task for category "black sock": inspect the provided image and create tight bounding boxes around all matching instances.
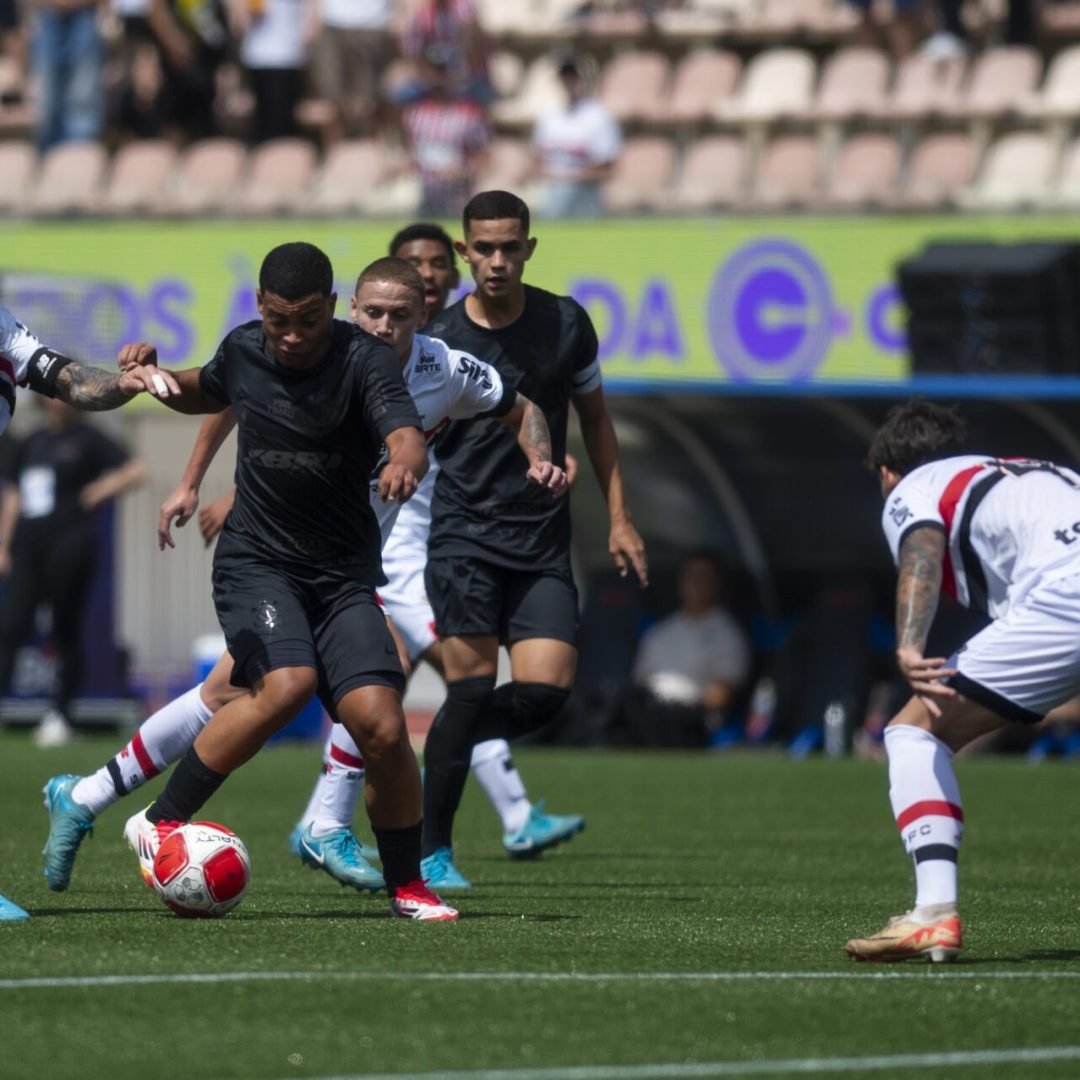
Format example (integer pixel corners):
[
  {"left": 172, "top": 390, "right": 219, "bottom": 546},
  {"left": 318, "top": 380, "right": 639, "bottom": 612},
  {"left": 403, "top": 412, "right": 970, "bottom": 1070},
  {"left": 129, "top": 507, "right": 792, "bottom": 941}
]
[
  {"left": 422, "top": 675, "right": 494, "bottom": 856},
  {"left": 148, "top": 746, "right": 228, "bottom": 824},
  {"left": 475, "top": 681, "right": 572, "bottom": 741},
  {"left": 374, "top": 821, "right": 422, "bottom": 892}
]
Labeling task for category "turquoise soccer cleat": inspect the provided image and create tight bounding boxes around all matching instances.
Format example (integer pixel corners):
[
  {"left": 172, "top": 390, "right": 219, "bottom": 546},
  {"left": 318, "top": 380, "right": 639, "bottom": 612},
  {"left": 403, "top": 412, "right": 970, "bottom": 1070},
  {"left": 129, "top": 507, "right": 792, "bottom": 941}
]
[
  {"left": 42, "top": 774, "right": 95, "bottom": 892},
  {"left": 290, "top": 822, "right": 380, "bottom": 864},
  {"left": 296, "top": 825, "right": 385, "bottom": 893},
  {"left": 420, "top": 846, "right": 472, "bottom": 890},
  {"left": 503, "top": 800, "right": 585, "bottom": 860}
]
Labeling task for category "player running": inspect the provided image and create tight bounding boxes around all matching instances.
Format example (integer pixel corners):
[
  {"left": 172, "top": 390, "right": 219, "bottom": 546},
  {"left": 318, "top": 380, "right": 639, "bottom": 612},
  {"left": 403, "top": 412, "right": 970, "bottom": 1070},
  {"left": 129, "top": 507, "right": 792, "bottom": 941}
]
[
  {"left": 846, "top": 399, "right": 1080, "bottom": 962},
  {"left": 0, "top": 303, "right": 175, "bottom": 921}
]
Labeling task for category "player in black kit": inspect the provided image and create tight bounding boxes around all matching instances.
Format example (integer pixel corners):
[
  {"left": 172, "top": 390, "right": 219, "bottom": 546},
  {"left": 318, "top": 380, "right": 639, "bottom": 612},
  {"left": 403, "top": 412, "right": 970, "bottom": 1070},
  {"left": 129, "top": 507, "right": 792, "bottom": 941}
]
[
  {"left": 419, "top": 191, "right": 648, "bottom": 887},
  {"left": 119, "top": 242, "right": 458, "bottom": 920}
]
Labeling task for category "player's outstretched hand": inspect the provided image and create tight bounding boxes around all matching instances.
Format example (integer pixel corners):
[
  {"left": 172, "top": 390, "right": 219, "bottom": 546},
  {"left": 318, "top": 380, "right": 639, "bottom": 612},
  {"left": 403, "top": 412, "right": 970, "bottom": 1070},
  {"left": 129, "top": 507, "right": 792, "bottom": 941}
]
[
  {"left": 378, "top": 464, "right": 420, "bottom": 504},
  {"left": 118, "top": 341, "right": 158, "bottom": 371},
  {"left": 610, "top": 518, "right": 649, "bottom": 588},
  {"left": 527, "top": 461, "right": 567, "bottom": 497},
  {"left": 158, "top": 484, "right": 199, "bottom": 551},
  {"left": 118, "top": 362, "right": 179, "bottom": 401},
  {"left": 198, "top": 491, "right": 235, "bottom": 547},
  {"left": 896, "top": 645, "right": 957, "bottom": 717}
]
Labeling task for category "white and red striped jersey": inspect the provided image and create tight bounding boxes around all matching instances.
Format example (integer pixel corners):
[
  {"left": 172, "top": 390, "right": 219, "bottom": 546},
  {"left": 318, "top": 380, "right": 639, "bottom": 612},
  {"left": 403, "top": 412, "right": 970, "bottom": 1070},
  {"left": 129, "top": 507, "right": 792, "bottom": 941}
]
[
  {"left": 0, "top": 305, "right": 53, "bottom": 436},
  {"left": 882, "top": 454, "right": 1080, "bottom": 618},
  {"left": 370, "top": 333, "right": 512, "bottom": 541}
]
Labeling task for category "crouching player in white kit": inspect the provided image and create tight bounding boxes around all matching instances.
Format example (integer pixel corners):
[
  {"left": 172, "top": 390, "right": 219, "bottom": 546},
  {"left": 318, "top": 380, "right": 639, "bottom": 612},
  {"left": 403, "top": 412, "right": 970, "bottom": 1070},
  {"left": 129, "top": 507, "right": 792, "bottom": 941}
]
[
  {"left": 0, "top": 304, "right": 177, "bottom": 919},
  {"left": 39, "top": 254, "right": 570, "bottom": 894},
  {"left": 846, "top": 399, "right": 1080, "bottom": 962}
]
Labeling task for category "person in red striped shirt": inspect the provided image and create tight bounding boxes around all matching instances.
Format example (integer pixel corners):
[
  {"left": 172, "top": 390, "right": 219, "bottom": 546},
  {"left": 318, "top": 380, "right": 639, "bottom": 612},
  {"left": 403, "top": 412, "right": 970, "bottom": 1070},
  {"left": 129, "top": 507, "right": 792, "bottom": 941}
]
[{"left": 846, "top": 399, "right": 1080, "bottom": 962}]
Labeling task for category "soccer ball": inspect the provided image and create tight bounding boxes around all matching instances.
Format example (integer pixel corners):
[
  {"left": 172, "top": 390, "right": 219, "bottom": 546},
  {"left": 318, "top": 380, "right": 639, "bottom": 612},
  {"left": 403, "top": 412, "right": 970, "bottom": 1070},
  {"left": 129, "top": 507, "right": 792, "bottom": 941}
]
[{"left": 151, "top": 821, "right": 251, "bottom": 918}]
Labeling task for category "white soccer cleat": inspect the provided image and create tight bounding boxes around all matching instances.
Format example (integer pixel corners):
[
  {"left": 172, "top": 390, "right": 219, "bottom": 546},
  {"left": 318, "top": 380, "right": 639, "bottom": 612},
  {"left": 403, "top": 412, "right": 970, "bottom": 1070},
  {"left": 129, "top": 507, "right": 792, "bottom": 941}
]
[
  {"left": 122, "top": 807, "right": 180, "bottom": 889},
  {"left": 845, "top": 904, "right": 963, "bottom": 963},
  {"left": 389, "top": 879, "right": 459, "bottom": 922}
]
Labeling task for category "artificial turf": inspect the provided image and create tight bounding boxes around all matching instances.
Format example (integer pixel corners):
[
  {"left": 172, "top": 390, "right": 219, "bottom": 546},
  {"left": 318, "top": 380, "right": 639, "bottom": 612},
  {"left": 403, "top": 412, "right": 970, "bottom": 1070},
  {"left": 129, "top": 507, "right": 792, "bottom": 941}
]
[{"left": 2, "top": 731, "right": 1079, "bottom": 1079}]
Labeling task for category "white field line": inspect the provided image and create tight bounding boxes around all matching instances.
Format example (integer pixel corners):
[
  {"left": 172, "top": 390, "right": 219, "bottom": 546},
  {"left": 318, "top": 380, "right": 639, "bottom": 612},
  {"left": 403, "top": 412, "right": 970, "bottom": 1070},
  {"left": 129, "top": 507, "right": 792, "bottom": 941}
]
[
  {"left": 4, "top": 969, "right": 1080, "bottom": 990},
  {"left": 262, "top": 1047, "right": 1080, "bottom": 1080}
]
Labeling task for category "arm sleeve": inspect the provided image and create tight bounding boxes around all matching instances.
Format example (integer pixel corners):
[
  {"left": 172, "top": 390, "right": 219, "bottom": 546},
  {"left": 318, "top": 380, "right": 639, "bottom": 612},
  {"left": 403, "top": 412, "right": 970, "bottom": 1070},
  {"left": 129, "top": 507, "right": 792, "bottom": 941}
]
[
  {"left": 446, "top": 347, "right": 515, "bottom": 420},
  {"left": 880, "top": 477, "right": 944, "bottom": 566},
  {"left": 360, "top": 339, "right": 423, "bottom": 440},
  {"left": 569, "top": 300, "right": 602, "bottom": 396},
  {"left": 198, "top": 340, "right": 230, "bottom": 405}
]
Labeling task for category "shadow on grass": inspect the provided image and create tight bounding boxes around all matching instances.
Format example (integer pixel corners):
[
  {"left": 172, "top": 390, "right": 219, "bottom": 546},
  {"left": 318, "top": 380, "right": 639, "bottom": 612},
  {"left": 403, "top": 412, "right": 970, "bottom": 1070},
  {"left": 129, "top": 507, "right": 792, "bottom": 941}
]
[{"left": 955, "top": 949, "right": 1080, "bottom": 965}]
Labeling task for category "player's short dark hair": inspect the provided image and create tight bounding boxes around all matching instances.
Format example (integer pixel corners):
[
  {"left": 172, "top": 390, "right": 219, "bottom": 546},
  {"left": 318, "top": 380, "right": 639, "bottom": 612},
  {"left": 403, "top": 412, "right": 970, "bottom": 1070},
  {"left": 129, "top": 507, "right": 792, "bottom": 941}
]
[
  {"left": 463, "top": 190, "right": 530, "bottom": 237},
  {"left": 355, "top": 257, "right": 426, "bottom": 308},
  {"left": 389, "top": 222, "right": 456, "bottom": 268},
  {"left": 866, "top": 398, "right": 968, "bottom": 477},
  {"left": 259, "top": 242, "right": 334, "bottom": 300}
]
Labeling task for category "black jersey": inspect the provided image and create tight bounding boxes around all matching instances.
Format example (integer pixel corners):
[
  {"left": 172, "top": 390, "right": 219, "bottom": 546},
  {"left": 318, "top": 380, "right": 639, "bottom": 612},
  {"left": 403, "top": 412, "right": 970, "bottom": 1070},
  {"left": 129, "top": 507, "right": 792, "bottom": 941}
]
[
  {"left": 426, "top": 285, "right": 602, "bottom": 570},
  {"left": 200, "top": 318, "right": 421, "bottom": 582}
]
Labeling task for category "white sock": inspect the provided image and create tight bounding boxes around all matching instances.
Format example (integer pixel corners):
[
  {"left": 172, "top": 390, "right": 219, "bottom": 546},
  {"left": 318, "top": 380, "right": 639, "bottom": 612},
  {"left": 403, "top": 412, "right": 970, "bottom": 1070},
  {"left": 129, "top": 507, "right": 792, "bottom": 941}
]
[
  {"left": 470, "top": 738, "right": 530, "bottom": 835},
  {"left": 71, "top": 684, "right": 212, "bottom": 817},
  {"left": 303, "top": 725, "right": 366, "bottom": 838},
  {"left": 885, "top": 724, "right": 964, "bottom": 910}
]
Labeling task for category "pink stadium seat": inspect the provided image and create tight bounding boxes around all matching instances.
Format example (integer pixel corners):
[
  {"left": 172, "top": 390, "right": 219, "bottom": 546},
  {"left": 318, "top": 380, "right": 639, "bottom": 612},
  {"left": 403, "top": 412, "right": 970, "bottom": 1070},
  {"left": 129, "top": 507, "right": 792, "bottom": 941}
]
[
  {"left": 888, "top": 53, "right": 967, "bottom": 122},
  {"left": 953, "top": 46, "right": 1041, "bottom": 120},
  {"left": 171, "top": 138, "right": 249, "bottom": 216},
  {"left": 898, "top": 133, "right": 980, "bottom": 209},
  {"left": 1028, "top": 44, "right": 1080, "bottom": 120},
  {"left": 101, "top": 140, "right": 178, "bottom": 216},
  {"left": 811, "top": 47, "right": 890, "bottom": 122},
  {"left": 824, "top": 134, "right": 900, "bottom": 208},
  {"left": 472, "top": 138, "right": 534, "bottom": 195},
  {"left": 237, "top": 138, "right": 318, "bottom": 216},
  {"left": 665, "top": 135, "right": 746, "bottom": 210},
  {"left": 598, "top": 50, "right": 671, "bottom": 125},
  {"left": 29, "top": 141, "right": 107, "bottom": 215},
  {"left": 602, "top": 137, "right": 676, "bottom": 213},
  {"left": 1052, "top": 137, "right": 1080, "bottom": 208},
  {"left": 310, "top": 138, "right": 390, "bottom": 214},
  {"left": 715, "top": 48, "right": 816, "bottom": 125},
  {"left": 960, "top": 131, "right": 1055, "bottom": 209},
  {"left": 664, "top": 49, "right": 742, "bottom": 125},
  {"left": 744, "top": 135, "right": 821, "bottom": 209},
  {"left": 0, "top": 140, "right": 36, "bottom": 215},
  {"left": 493, "top": 55, "right": 565, "bottom": 129}
]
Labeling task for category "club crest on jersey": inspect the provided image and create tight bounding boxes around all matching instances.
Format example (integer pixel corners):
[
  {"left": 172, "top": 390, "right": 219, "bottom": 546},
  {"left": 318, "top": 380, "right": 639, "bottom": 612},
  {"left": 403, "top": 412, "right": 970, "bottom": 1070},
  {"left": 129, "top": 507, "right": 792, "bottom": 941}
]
[
  {"left": 415, "top": 349, "right": 441, "bottom": 374},
  {"left": 457, "top": 356, "right": 492, "bottom": 389},
  {"left": 257, "top": 600, "right": 279, "bottom": 631}
]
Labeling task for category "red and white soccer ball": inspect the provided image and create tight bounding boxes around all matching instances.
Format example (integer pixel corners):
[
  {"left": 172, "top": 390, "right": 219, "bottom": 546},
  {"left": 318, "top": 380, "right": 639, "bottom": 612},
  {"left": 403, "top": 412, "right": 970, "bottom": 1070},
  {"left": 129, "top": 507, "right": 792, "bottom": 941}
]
[{"left": 151, "top": 821, "right": 251, "bottom": 918}]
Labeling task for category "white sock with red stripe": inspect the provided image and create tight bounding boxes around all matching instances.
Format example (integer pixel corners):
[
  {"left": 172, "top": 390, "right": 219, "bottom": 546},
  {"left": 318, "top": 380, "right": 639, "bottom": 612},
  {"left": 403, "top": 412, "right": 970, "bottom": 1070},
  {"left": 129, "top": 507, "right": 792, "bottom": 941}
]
[
  {"left": 885, "top": 723, "right": 964, "bottom": 910},
  {"left": 302, "top": 726, "right": 366, "bottom": 839},
  {"left": 71, "top": 684, "right": 213, "bottom": 816},
  {"left": 470, "top": 738, "right": 530, "bottom": 835}
]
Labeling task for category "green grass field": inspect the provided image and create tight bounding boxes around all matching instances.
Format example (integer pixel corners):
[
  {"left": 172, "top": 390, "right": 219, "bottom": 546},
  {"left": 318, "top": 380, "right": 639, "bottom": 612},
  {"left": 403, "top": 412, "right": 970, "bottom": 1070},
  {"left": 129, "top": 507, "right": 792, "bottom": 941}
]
[{"left": 2, "top": 731, "right": 1080, "bottom": 1080}]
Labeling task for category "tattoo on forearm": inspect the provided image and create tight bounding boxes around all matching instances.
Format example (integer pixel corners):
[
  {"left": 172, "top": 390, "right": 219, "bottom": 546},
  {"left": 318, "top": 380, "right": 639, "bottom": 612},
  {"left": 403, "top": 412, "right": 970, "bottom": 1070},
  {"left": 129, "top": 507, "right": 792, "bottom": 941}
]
[
  {"left": 519, "top": 397, "right": 551, "bottom": 464},
  {"left": 55, "top": 362, "right": 130, "bottom": 410},
  {"left": 896, "top": 527, "right": 945, "bottom": 650}
]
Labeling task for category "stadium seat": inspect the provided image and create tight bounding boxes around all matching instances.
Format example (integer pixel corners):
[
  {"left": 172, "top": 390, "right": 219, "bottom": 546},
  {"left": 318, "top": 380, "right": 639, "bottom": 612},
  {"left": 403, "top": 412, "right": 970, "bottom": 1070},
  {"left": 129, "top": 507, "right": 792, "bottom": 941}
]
[
  {"left": 652, "top": 0, "right": 733, "bottom": 40},
  {"left": 743, "top": 135, "right": 821, "bottom": 208},
  {"left": 888, "top": 53, "right": 967, "bottom": 122},
  {"left": 236, "top": 138, "right": 318, "bottom": 216},
  {"left": 601, "top": 137, "right": 676, "bottom": 213},
  {"left": 664, "top": 49, "right": 742, "bottom": 125},
  {"left": 29, "top": 141, "right": 107, "bottom": 216},
  {"left": 810, "top": 47, "right": 890, "bottom": 122},
  {"left": 959, "top": 131, "right": 1056, "bottom": 209},
  {"left": 1027, "top": 44, "right": 1080, "bottom": 120},
  {"left": 664, "top": 135, "right": 746, "bottom": 211},
  {"left": 310, "top": 138, "right": 390, "bottom": 215},
  {"left": 490, "top": 50, "right": 525, "bottom": 102},
  {"left": 0, "top": 140, "right": 35, "bottom": 215},
  {"left": 493, "top": 55, "right": 564, "bottom": 129},
  {"left": 823, "top": 134, "right": 900, "bottom": 208},
  {"left": 472, "top": 137, "right": 534, "bottom": 196},
  {"left": 714, "top": 48, "right": 816, "bottom": 125},
  {"left": 171, "top": 138, "right": 249, "bottom": 216},
  {"left": 1049, "top": 137, "right": 1080, "bottom": 208},
  {"left": 896, "top": 132, "right": 980, "bottom": 209},
  {"left": 598, "top": 50, "right": 670, "bottom": 125},
  {"left": 100, "top": 140, "right": 178, "bottom": 216},
  {"left": 953, "top": 46, "right": 1041, "bottom": 120}
]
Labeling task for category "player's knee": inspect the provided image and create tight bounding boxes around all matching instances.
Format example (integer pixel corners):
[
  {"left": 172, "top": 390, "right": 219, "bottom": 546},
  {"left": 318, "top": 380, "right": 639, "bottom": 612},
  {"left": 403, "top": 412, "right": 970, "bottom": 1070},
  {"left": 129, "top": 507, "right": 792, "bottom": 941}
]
[
  {"left": 356, "top": 707, "right": 409, "bottom": 762},
  {"left": 510, "top": 681, "right": 571, "bottom": 733},
  {"left": 262, "top": 667, "right": 318, "bottom": 714}
]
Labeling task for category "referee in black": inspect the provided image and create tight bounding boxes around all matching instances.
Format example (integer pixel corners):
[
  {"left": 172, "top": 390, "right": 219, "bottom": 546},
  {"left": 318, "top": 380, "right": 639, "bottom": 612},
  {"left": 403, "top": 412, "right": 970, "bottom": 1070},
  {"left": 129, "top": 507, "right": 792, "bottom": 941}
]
[
  {"left": 420, "top": 191, "right": 648, "bottom": 888},
  {"left": 119, "top": 241, "right": 457, "bottom": 921}
]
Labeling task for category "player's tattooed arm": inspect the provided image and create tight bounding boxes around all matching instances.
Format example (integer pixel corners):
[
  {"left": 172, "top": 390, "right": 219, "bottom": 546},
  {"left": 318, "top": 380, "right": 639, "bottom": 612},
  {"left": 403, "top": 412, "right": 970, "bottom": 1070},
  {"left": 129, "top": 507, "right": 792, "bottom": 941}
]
[
  {"left": 54, "top": 362, "right": 134, "bottom": 410},
  {"left": 895, "top": 526, "right": 945, "bottom": 651},
  {"left": 501, "top": 393, "right": 566, "bottom": 496}
]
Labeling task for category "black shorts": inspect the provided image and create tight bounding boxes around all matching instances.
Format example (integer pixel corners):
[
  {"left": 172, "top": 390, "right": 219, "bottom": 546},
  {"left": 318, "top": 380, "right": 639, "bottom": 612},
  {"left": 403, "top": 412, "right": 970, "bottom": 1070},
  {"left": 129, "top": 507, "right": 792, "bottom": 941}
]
[
  {"left": 425, "top": 555, "right": 579, "bottom": 646},
  {"left": 212, "top": 551, "right": 404, "bottom": 706}
]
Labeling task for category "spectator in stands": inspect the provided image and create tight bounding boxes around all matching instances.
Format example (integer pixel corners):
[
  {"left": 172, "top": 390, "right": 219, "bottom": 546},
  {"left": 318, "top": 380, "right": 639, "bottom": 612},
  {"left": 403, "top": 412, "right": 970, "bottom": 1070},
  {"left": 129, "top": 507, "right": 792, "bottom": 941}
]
[
  {"left": 32, "top": 0, "right": 106, "bottom": 151},
  {"left": 309, "top": 0, "right": 393, "bottom": 144},
  {"left": 533, "top": 51, "right": 621, "bottom": 220},
  {"left": 136, "top": 0, "right": 229, "bottom": 144},
  {"left": 846, "top": 0, "right": 922, "bottom": 58},
  {"left": 0, "top": 399, "right": 145, "bottom": 748},
  {"left": 401, "top": 52, "right": 491, "bottom": 217},
  {"left": 393, "top": 0, "right": 491, "bottom": 107},
  {"left": 614, "top": 550, "right": 751, "bottom": 748},
  {"left": 229, "top": 0, "right": 318, "bottom": 144},
  {"left": 0, "top": 0, "right": 25, "bottom": 106}
]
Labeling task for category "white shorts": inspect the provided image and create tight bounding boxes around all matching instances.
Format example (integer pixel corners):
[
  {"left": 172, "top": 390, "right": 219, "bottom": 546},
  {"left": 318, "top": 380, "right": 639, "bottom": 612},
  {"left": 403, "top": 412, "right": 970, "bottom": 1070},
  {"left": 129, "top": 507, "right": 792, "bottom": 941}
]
[
  {"left": 951, "top": 572, "right": 1080, "bottom": 723},
  {"left": 380, "top": 543, "right": 437, "bottom": 665}
]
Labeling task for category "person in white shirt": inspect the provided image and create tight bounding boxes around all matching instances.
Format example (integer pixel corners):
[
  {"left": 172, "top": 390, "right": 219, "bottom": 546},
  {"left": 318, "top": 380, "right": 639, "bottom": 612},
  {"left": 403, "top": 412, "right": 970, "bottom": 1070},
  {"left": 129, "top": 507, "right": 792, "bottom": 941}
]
[
  {"left": 532, "top": 52, "right": 621, "bottom": 220},
  {"left": 847, "top": 399, "right": 1080, "bottom": 964}
]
